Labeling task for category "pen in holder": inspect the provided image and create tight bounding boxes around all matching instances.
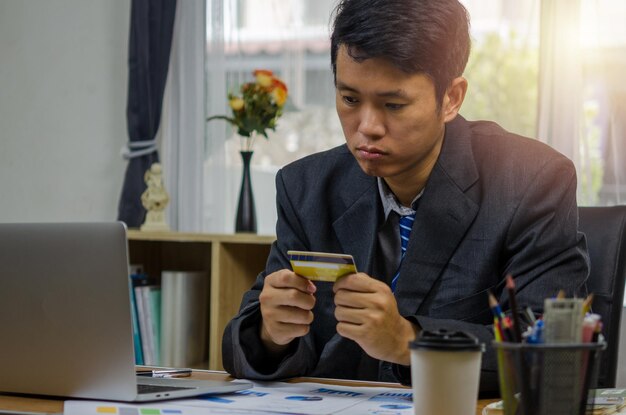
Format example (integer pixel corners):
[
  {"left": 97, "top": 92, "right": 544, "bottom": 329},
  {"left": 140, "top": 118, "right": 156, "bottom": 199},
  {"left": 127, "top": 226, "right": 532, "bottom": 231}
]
[{"left": 493, "top": 340, "right": 605, "bottom": 415}]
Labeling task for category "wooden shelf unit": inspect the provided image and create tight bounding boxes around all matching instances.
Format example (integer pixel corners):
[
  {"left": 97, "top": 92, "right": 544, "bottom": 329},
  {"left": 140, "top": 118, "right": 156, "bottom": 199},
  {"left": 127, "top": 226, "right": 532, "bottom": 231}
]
[{"left": 127, "top": 230, "right": 275, "bottom": 370}]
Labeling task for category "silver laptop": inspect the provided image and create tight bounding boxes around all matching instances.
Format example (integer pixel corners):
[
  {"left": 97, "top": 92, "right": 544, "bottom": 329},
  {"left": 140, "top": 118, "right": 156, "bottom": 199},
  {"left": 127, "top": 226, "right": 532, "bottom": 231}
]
[{"left": 0, "top": 221, "right": 250, "bottom": 402}]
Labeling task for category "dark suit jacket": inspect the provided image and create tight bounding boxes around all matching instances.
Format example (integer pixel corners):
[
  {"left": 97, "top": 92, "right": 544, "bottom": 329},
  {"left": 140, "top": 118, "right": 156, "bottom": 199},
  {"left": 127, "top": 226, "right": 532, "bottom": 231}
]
[{"left": 222, "top": 115, "right": 589, "bottom": 394}]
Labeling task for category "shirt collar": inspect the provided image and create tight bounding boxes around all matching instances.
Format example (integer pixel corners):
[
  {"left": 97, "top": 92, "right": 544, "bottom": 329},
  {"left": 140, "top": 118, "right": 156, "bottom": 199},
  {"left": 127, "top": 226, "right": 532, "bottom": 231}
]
[{"left": 377, "top": 177, "right": 424, "bottom": 219}]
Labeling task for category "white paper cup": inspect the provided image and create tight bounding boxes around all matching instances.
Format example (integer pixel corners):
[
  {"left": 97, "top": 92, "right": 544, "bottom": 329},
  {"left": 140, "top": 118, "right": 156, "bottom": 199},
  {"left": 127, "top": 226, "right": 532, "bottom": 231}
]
[{"left": 410, "top": 330, "right": 484, "bottom": 415}]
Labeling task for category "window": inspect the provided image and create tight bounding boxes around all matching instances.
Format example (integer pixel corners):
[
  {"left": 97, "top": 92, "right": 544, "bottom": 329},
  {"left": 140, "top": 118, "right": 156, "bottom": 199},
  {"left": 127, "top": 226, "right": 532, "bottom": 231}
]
[
  {"left": 202, "top": 0, "right": 624, "bottom": 234},
  {"left": 205, "top": 0, "right": 343, "bottom": 234},
  {"left": 461, "top": 1, "right": 540, "bottom": 138},
  {"left": 578, "top": 0, "right": 626, "bottom": 205}
]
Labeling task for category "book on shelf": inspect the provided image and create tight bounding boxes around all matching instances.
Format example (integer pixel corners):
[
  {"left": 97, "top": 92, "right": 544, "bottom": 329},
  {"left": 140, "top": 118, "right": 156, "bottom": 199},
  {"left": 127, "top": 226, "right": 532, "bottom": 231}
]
[
  {"left": 160, "top": 271, "right": 208, "bottom": 368},
  {"left": 135, "top": 284, "right": 161, "bottom": 366},
  {"left": 129, "top": 266, "right": 147, "bottom": 365},
  {"left": 147, "top": 286, "right": 162, "bottom": 366}
]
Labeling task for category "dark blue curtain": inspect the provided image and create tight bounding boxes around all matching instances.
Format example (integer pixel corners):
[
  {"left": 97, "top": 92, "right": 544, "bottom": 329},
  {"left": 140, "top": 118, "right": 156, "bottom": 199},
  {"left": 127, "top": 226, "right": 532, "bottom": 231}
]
[{"left": 117, "top": 0, "right": 177, "bottom": 227}]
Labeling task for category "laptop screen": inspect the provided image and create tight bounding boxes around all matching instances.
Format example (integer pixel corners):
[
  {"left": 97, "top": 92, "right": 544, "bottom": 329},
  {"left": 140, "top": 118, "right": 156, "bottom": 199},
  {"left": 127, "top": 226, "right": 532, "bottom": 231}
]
[{"left": 0, "top": 222, "right": 139, "bottom": 401}]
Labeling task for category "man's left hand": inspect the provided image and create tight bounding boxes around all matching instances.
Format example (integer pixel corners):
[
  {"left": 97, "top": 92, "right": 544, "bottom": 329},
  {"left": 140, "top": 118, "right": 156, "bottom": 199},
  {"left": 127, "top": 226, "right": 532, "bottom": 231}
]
[{"left": 333, "top": 273, "right": 418, "bottom": 365}]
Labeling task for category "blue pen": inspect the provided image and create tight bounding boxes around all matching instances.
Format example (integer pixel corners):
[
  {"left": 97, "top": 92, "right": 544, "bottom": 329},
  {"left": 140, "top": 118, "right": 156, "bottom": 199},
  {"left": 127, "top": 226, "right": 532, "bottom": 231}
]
[{"left": 527, "top": 319, "right": 544, "bottom": 344}]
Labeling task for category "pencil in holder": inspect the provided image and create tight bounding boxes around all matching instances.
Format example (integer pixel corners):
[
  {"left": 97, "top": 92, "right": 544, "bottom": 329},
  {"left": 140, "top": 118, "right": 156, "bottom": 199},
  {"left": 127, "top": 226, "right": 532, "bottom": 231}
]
[{"left": 493, "top": 341, "right": 605, "bottom": 415}]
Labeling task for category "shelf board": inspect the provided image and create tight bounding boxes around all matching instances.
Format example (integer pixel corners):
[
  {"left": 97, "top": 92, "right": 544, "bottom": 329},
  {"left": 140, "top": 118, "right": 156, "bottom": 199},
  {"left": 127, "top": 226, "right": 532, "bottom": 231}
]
[{"left": 127, "top": 229, "right": 276, "bottom": 245}]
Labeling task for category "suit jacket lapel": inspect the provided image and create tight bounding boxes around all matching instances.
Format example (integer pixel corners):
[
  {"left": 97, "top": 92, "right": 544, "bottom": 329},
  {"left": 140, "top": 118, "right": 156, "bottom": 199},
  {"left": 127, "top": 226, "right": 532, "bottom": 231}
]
[
  {"left": 395, "top": 116, "right": 480, "bottom": 315},
  {"left": 332, "top": 170, "right": 380, "bottom": 274}
]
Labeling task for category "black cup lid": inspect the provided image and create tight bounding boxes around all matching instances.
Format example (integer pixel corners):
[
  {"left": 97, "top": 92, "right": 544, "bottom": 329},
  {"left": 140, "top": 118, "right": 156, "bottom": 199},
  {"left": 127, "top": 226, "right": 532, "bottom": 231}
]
[{"left": 409, "top": 329, "right": 484, "bottom": 352}]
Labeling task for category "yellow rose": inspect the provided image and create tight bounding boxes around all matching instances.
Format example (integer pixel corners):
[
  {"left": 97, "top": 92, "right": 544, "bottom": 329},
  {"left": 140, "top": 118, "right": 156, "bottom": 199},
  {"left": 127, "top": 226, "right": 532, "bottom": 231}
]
[
  {"left": 229, "top": 97, "right": 245, "bottom": 111},
  {"left": 254, "top": 69, "right": 274, "bottom": 88}
]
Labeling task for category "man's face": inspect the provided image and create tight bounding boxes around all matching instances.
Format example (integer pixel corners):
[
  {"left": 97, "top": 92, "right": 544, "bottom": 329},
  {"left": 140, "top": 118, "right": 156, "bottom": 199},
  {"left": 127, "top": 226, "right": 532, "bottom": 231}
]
[{"left": 335, "top": 45, "right": 447, "bottom": 184}]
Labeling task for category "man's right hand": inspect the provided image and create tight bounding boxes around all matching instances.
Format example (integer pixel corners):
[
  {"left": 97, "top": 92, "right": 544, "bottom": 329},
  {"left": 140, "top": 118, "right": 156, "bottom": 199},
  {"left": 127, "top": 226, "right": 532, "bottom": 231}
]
[{"left": 259, "top": 269, "right": 317, "bottom": 355}]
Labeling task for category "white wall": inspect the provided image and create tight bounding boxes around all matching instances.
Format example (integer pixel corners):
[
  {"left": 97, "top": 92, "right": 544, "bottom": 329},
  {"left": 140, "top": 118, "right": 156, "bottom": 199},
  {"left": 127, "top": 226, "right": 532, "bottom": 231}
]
[{"left": 0, "top": 1, "right": 130, "bottom": 222}]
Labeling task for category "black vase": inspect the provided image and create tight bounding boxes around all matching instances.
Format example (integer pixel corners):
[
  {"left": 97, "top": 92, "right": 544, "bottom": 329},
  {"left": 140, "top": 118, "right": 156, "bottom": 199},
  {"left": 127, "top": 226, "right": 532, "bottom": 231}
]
[{"left": 235, "top": 150, "right": 257, "bottom": 233}]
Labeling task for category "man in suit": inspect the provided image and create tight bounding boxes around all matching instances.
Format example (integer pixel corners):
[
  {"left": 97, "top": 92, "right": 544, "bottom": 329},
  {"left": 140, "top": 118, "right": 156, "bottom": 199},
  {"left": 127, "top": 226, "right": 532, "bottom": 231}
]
[{"left": 222, "top": 0, "right": 588, "bottom": 394}]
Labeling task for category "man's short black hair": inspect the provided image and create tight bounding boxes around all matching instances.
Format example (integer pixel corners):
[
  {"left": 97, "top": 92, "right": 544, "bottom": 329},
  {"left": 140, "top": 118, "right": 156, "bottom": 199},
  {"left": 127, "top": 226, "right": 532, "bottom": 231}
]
[{"left": 330, "top": 0, "right": 471, "bottom": 106}]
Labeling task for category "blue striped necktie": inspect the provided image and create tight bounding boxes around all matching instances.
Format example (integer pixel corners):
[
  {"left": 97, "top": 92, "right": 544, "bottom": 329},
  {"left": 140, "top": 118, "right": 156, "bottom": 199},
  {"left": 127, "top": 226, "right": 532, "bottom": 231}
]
[{"left": 391, "top": 213, "right": 415, "bottom": 292}]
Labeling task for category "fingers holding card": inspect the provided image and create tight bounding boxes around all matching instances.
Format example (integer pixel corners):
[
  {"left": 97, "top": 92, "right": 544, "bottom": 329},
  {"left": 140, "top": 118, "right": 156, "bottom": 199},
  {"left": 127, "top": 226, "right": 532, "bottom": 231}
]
[{"left": 287, "top": 250, "right": 357, "bottom": 282}]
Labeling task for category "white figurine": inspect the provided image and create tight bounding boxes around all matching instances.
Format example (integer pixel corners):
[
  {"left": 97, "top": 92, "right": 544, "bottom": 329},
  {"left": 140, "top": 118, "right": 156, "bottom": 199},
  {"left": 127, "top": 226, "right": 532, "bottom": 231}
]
[{"left": 140, "top": 162, "right": 170, "bottom": 232}]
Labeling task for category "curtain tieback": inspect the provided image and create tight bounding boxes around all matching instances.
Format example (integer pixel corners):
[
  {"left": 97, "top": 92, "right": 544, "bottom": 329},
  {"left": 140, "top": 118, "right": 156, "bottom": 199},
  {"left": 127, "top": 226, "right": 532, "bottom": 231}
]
[{"left": 121, "top": 139, "right": 158, "bottom": 159}]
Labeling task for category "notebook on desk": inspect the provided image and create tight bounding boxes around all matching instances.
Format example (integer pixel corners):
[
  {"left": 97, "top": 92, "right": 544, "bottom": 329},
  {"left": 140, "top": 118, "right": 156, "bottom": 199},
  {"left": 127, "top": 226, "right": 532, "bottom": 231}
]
[{"left": 0, "top": 221, "right": 250, "bottom": 402}]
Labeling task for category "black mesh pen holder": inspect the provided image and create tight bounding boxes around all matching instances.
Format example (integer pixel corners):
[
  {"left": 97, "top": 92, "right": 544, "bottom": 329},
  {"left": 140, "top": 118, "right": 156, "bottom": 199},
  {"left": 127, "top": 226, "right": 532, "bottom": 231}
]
[{"left": 493, "top": 341, "right": 606, "bottom": 415}]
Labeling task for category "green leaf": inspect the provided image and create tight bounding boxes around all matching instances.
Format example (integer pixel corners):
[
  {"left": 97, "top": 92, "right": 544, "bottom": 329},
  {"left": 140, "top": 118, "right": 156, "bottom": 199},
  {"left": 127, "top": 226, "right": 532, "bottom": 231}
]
[{"left": 206, "top": 115, "right": 237, "bottom": 124}]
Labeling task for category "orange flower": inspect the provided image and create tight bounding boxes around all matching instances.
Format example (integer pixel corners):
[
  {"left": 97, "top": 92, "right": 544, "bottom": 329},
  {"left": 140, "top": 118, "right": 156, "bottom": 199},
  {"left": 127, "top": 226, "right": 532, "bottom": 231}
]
[
  {"left": 271, "top": 78, "right": 288, "bottom": 93},
  {"left": 253, "top": 69, "right": 273, "bottom": 77},
  {"left": 271, "top": 86, "right": 288, "bottom": 107}
]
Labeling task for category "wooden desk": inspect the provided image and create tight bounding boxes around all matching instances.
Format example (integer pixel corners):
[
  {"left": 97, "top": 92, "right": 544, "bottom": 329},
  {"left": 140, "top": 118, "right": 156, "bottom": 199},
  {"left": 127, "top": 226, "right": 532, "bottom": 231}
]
[{"left": 0, "top": 370, "right": 497, "bottom": 414}]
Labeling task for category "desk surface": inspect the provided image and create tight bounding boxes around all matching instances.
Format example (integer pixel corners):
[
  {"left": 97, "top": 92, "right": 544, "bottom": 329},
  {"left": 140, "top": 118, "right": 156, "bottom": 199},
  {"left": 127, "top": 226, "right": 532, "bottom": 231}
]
[{"left": 0, "top": 370, "right": 497, "bottom": 415}]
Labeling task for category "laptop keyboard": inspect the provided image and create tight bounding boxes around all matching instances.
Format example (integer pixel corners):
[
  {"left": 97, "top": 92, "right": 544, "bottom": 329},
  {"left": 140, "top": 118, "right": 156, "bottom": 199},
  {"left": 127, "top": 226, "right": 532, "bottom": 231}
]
[{"left": 138, "top": 383, "right": 196, "bottom": 394}]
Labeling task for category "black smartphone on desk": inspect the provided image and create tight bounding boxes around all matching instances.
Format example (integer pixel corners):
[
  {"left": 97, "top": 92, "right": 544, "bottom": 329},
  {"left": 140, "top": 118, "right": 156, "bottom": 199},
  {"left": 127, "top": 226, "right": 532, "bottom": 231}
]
[{"left": 136, "top": 369, "right": 192, "bottom": 378}]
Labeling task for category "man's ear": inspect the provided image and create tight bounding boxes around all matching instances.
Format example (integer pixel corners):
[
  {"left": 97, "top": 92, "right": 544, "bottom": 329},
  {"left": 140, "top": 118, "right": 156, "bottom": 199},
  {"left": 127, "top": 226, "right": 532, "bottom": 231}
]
[{"left": 442, "top": 77, "right": 468, "bottom": 123}]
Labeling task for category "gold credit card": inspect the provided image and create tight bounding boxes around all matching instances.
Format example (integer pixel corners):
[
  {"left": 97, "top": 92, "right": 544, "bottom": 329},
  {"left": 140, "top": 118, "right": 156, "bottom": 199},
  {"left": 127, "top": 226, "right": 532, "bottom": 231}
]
[{"left": 287, "top": 250, "right": 357, "bottom": 282}]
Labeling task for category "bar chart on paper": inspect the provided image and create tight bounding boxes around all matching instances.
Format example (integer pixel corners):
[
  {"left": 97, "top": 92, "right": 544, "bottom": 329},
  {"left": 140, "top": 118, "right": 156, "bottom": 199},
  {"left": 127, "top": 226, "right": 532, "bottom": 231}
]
[
  {"left": 64, "top": 402, "right": 209, "bottom": 415},
  {"left": 63, "top": 380, "right": 416, "bottom": 414}
]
